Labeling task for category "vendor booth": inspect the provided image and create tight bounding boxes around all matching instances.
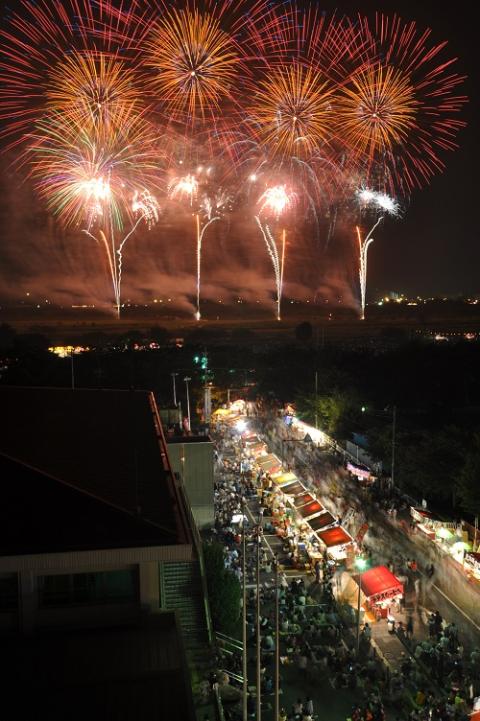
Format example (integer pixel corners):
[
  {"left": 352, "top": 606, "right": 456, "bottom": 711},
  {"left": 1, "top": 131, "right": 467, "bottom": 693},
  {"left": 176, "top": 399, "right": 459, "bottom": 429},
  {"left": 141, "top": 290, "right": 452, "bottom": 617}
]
[
  {"left": 280, "top": 479, "right": 307, "bottom": 497},
  {"left": 307, "top": 512, "right": 337, "bottom": 532},
  {"left": 271, "top": 471, "right": 297, "bottom": 486},
  {"left": 292, "top": 492, "right": 316, "bottom": 508},
  {"left": 297, "top": 499, "right": 324, "bottom": 520},
  {"left": 256, "top": 454, "right": 282, "bottom": 474},
  {"left": 465, "top": 552, "right": 480, "bottom": 581},
  {"left": 316, "top": 526, "right": 354, "bottom": 560},
  {"left": 359, "top": 565, "right": 404, "bottom": 619}
]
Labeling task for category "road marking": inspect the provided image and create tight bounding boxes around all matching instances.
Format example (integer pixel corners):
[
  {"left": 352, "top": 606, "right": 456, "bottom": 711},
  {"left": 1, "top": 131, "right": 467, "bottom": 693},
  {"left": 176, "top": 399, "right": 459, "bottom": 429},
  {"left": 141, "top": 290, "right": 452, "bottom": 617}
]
[{"left": 430, "top": 582, "right": 480, "bottom": 632}]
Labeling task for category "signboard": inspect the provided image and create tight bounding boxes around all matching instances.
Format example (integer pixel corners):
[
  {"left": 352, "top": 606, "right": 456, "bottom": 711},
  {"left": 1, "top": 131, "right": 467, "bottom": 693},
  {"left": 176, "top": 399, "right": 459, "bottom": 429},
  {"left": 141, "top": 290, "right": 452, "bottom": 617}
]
[{"left": 346, "top": 461, "right": 371, "bottom": 480}]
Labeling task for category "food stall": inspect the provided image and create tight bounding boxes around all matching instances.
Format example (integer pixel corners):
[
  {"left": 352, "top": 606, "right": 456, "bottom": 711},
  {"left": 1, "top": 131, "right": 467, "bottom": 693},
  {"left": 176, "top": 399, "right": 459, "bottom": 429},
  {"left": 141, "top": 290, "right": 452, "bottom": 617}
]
[
  {"left": 307, "top": 512, "right": 337, "bottom": 533},
  {"left": 465, "top": 552, "right": 480, "bottom": 581},
  {"left": 359, "top": 565, "right": 404, "bottom": 619},
  {"left": 271, "top": 471, "right": 298, "bottom": 486},
  {"left": 316, "top": 526, "right": 354, "bottom": 560},
  {"left": 280, "top": 479, "right": 307, "bottom": 497},
  {"left": 256, "top": 453, "right": 282, "bottom": 475}
]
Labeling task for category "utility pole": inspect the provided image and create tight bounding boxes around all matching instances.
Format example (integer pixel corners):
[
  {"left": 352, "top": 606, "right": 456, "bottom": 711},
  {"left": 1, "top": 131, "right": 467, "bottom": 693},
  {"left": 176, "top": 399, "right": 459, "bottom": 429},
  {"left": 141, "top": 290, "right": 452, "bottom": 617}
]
[
  {"left": 184, "top": 376, "right": 191, "bottom": 431},
  {"left": 171, "top": 372, "right": 178, "bottom": 407},
  {"left": 242, "top": 499, "right": 248, "bottom": 721},
  {"left": 204, "top": 383, "right": 212, "bottom": 424},
  {"left": 273, "top": 557, "right": 280, "bottom": 721},
  {"left": 314, "top": 370, "right": 318, "bottom": 430},
  {"left": 256, "top": 509, "right": 264, "bottom": 721}
]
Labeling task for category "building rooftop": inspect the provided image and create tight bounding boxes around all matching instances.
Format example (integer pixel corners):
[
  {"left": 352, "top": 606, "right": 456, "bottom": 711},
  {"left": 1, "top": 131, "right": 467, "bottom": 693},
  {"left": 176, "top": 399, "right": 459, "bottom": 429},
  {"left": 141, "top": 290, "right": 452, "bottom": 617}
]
[
  {"left": 0, "top": 387, "right": 192, "bottom": 552},
  {"left": 2, "top": 614, "right": 196, "bottom": 721},
  {"left": 0, "top": 455, "right": 179, "bottom": 555}
]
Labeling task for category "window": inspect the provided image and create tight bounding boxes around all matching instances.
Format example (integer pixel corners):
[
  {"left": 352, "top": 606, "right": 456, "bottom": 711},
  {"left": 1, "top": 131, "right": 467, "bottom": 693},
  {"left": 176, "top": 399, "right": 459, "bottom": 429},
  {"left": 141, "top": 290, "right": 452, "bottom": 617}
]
[
  {"left": 38, "top": 569, "right": 138, "bottom": 607},
  {"left": 0, "top": 573, "right": 18, "bottom": 611}
]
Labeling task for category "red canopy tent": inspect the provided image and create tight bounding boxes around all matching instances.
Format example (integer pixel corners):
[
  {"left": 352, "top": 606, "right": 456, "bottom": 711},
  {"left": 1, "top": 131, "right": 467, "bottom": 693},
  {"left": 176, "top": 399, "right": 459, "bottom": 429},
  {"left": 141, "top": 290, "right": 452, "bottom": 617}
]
[
  {"left": 316, "top": 527, "right": 352, "bottom": 547},
  {"left": 360, "top": 566, "right": 403, "bottom": 603}
]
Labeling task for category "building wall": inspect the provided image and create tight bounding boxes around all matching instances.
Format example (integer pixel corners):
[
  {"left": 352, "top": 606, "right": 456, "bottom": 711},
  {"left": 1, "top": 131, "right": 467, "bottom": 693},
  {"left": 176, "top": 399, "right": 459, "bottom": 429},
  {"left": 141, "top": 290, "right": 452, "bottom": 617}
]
[
  {"left": 168, "top": 442, "right": 214, "bottom": 529},
  {"left": 0, "top": 546, "right": 194, "bottom": 635}
]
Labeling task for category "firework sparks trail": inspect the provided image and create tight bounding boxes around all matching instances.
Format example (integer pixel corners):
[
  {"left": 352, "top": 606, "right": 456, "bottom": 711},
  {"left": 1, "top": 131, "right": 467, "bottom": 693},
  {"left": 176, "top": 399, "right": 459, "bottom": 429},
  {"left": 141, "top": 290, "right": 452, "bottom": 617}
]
[
  {"left": 256, "top": 184, "right": 296, "bottom": 319},
  {"left": 195, "top": 190, "right": 230, "bottom": 320},
  {"left": 355, "top": 187, "right": 398, "bottom": 319},
  {"left": 356, "top": 217, "right": 383, "bottom": 321},
  {"left": 254, "top": 216, "right": 283, "bottom": 321},
  {"left": 82, "top": 190, "right": 159, "bottom": 317}
]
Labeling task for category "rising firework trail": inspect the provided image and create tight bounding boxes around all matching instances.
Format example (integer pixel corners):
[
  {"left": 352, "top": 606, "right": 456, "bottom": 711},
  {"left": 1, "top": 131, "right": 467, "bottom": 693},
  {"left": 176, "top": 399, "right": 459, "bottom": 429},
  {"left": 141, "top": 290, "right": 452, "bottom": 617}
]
[
  {"left": 196, "top": 191, "right": 230, "bottom": 320},
  {"left": 256, "top": 185, "right": 295, "bottom": 320},
  {"left": 356, "top": 218, "right": 382, "bottom": 321},
  {"left": 355, "top": 188, "right": 398, "bottom": 319}
]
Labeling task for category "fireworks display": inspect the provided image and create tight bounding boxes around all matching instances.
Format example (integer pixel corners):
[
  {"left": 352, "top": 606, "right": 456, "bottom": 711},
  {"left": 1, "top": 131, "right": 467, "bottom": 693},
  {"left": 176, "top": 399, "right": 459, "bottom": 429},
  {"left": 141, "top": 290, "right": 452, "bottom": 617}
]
[{"left": 0, "top": 1, "right": 468, "bottom": 318}]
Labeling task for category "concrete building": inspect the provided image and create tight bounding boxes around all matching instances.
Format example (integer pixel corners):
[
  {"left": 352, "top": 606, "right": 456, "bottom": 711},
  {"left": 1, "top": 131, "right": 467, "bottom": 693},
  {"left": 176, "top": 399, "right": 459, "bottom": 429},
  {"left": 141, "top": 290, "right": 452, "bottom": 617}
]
[
  {"left": 167, "top": 436, "right": 215, "bottom": 530},
  {"left": 0, "top": 387, "right": 211, "bottom": 720}
]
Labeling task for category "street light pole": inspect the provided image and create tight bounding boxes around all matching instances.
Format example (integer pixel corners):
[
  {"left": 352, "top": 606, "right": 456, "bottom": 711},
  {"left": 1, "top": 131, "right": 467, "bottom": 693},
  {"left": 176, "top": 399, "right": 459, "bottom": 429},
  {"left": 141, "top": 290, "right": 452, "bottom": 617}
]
[
  {"left": 242, "top": 499, "right": 248, "bottom": 721},
  {"left": 171, "top": 372, "right": 178, "bottom": 407},
  {"left": 256, "top": 509, "right": 264, "bottom": 721},
  {"left": 184, "top": 376, "right": 191, "bottom": 431},
  {"left": 274, "top": 557, "right": 280, "bottom": 721}
]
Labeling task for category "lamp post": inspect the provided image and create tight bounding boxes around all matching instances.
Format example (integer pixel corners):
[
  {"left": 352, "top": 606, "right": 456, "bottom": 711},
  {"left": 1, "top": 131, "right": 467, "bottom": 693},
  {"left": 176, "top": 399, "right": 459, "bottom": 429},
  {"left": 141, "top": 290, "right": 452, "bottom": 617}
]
[
  {"left": 171, "top": 372, "right": 178, "bottom": 407},
  {"left": 184, "top": 376, "right": 191, "bottom": 431},
  {"left": 241, "top": 499, "right": 248, "bottom": 721},
  {"left": 256, "top": 508, "right": 264, "bottom": 721},
  {"left": 355, "top": 557, "right": 368, "bottom": 656},
  {"left": 273, "top": 556, "right": 280, "bottom": 721}
]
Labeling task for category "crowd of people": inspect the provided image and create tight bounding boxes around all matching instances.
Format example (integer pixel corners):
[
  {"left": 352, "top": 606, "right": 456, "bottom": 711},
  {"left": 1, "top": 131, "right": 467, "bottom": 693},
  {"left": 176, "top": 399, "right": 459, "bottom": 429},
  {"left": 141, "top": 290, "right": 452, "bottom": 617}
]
[{"left": 207, "top": 416, "right": 479, "bottom": 721}]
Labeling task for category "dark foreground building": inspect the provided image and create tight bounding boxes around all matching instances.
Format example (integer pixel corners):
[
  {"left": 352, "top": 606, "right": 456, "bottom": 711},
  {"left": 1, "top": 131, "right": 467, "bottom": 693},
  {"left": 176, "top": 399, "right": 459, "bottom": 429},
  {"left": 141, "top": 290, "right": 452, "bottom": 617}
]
[{"left": 0, "top": 386, "right": 211, "bottom": 720}]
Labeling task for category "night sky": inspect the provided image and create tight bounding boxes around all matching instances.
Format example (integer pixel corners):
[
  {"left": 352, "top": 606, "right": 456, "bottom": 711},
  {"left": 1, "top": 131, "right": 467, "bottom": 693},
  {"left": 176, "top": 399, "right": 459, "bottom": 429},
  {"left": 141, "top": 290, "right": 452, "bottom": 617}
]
[{"left": 0, "top": 0, "right": 477, "bottom": 314}]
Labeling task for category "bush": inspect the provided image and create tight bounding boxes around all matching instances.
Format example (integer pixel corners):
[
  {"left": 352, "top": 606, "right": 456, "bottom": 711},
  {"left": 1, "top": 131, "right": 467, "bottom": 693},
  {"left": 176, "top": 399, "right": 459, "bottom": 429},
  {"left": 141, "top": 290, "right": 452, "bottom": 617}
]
[{"left": 203, "top": 541, "right": 241, "bottom": 635}]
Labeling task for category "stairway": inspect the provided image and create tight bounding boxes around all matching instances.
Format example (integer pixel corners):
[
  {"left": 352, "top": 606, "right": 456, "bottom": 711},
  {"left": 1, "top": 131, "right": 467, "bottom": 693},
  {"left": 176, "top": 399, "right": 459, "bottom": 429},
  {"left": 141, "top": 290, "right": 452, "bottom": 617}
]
[{"left": 161, "top": 560, "right": 209, "bottom": 652}]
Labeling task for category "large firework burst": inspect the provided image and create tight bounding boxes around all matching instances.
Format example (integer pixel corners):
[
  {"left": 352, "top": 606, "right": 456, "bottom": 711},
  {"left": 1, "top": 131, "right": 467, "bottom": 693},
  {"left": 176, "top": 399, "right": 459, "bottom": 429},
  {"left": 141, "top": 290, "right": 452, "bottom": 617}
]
[
  {"left": 248, "top": 62, "right": 334, "bottom": 160},
  {"left": 0, "top": 0, "right": 148, "bottom": 147},
  {"left": 144, "top": 6, "right": 240, "bottom": 124},
  {"left": 336, "top": 13, "right": 468, "bottom": 193},
  {"left": 46, "top": 51, "right": 141, "bottom": 130}
]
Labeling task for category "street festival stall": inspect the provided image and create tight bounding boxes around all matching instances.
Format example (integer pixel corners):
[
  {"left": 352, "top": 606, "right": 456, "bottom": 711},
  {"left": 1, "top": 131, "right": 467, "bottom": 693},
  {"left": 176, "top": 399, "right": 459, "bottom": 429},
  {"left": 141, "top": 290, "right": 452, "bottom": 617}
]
[
  {"left": 359, "top": 565, "right": 404, "bottom": 620},
  {"left": 316, "top": 527, "right": 354, "bottom": 561},
  {"left": 256, "top": 453, "right": 282, "bottom": 475},
  {"left": 410, "top": 507, "right": 473, "bottom": 564},
  {"left": 465, "top": 552, "right": 480, "bottom": 581},
  {"left": 271, "top": 471, "right": 297, "bottom": 486}
]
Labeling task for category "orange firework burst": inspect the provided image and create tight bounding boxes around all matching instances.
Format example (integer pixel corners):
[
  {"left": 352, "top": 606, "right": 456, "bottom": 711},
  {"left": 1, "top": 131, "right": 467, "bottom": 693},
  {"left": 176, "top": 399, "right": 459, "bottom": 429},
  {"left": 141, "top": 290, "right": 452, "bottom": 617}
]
[
  {"left": 46, "top": 51, "right": 141, "bottom": 129},
  {"left": 0, "top": 0, "right": 148, "bottom": 149},
  {"left": 248, "top": 62, "right": 334, "bottom": 160},
  {"left": 144, "top": 6, "right": 240, "bottom": 124},
  {"left": 337, "top": 13, "right": 468, "bottom": 193},
  {"left": 335, "top": 63, "right": 419, "bottom": 159}
]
